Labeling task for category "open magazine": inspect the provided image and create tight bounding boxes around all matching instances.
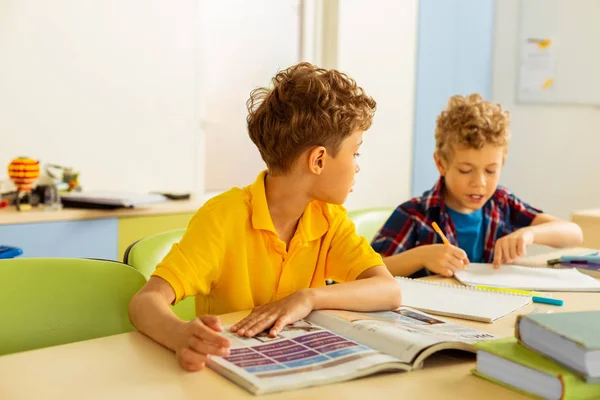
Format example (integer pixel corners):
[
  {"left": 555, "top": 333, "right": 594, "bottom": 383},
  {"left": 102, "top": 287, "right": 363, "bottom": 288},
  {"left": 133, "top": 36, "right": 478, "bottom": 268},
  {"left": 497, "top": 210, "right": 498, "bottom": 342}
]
[{"left": 208, "top": 307, "right": 497, "bottom": 395}]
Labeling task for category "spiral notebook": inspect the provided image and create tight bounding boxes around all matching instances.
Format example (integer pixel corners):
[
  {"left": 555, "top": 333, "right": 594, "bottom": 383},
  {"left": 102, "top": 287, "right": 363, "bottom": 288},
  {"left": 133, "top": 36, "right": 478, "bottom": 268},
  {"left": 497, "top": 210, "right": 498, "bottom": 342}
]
[
  {"left": 454, "top": 263, "right": 600, "bottom": 292},
  {"left": 395, "top": 277, "right": 532, "bottom": 323}
]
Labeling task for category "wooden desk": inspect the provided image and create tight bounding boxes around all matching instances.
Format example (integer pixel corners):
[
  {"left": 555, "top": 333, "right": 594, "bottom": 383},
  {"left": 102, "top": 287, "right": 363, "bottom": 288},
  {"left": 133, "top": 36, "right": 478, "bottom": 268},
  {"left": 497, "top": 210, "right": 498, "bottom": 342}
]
[{"left": 1, "top": 279, "right": 599, "bottom": 399}]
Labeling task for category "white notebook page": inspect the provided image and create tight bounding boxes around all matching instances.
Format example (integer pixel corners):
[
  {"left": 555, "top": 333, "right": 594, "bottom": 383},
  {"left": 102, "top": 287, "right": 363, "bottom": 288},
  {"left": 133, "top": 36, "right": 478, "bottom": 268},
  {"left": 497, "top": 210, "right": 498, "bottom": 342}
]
[
  {"left": 395, "top": 277, "right": 532, "bottom": 323},
  {"left": 454, "top": 263, "right": 600, "bottom": 292}
]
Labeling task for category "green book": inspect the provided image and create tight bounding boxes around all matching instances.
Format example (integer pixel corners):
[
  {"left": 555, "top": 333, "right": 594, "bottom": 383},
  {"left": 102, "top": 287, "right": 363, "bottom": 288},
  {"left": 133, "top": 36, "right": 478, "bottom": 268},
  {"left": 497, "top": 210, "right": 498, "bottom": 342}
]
[
  {"left": 516, "top": 311, "right": 600, "bottom": 381},
  {"left": 473, "top": 338, "right": 600, "bottom": 400}
]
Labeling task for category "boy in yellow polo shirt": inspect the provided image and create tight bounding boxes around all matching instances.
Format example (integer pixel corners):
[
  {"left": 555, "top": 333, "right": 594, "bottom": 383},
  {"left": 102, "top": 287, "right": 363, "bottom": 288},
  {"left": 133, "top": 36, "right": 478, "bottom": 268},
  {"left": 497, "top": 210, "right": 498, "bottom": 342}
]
[{"left": 129, "top": 62, "right": 402, "bottom": 372}]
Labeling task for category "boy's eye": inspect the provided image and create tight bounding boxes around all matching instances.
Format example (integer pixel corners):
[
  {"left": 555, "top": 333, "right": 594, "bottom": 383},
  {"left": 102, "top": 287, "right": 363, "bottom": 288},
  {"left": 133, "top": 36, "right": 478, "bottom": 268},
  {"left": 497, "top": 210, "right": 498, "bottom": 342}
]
[
  {"left": 354, "top": 153, "right": 361, "bottom": 158},
  {"left": 458, "top": 169, "right": 471, "bottom": 174},
  {"left": 486, "top": 169, "right": 497, "bottom": 174}
]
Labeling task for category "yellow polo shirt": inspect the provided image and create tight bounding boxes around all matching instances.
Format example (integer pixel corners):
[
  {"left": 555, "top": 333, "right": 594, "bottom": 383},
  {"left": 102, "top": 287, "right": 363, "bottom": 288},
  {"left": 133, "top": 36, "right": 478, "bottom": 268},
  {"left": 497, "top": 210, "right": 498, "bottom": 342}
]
[{"left": 152, "top": 171, "right": 383, "bottom": 316}]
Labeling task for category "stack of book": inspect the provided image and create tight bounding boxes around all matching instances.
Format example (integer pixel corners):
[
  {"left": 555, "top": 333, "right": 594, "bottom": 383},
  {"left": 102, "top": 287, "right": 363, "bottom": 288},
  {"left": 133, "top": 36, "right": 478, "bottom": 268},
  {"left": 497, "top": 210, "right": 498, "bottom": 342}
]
[{"left": 473, "top": 311, "right": 600, "bottom": 399}]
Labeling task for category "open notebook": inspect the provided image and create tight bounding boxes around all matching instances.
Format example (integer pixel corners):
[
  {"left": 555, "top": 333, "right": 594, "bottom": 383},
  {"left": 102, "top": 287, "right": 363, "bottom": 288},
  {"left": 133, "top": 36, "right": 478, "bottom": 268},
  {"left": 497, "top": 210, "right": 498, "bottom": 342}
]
[
  {"left": 395, "top": 277, "right": 531, "bottom": 323},
  {"left": 454, "top": 263, "right": 600, "bottom": 292}
]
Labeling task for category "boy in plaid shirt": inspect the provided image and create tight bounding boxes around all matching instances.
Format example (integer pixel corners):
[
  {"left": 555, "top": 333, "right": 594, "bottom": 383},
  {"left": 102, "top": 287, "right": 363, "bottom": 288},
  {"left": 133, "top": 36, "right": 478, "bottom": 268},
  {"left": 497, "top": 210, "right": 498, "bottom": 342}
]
[{"left": 372, "top": 94, "right": 582, "bottom": 278}]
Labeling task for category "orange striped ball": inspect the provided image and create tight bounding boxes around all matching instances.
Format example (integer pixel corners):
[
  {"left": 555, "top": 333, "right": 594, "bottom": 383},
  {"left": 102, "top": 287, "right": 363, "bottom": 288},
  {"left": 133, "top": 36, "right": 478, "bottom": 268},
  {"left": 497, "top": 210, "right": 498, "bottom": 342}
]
[{"left": 8, "top": 157, "right": 40, "bottom": 192}]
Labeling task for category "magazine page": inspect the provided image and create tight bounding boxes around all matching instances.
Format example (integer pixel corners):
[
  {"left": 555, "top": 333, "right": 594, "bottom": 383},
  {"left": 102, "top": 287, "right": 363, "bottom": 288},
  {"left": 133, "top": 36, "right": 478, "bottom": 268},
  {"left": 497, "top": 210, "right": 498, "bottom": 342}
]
[
  {"left": 209, "top": 320, "right": 407, "bottom": 395},
  {"left": 307, "top": 307, "right": 496, "bottom": 364}
]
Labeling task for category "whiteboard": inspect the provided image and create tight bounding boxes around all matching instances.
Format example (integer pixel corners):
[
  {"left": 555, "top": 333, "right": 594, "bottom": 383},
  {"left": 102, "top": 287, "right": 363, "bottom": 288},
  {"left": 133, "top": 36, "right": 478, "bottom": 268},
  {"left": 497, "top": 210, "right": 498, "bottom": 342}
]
[{"left": 517, "top": 0, "right": 600, "bottom": 105}]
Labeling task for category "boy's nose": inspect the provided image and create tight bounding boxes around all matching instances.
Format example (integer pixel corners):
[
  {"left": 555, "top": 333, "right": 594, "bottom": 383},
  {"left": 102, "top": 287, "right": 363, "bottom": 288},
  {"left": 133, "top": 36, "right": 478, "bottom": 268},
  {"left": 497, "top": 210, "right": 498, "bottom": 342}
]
[
  {"left": 471, "top": 174, "right": 485, "bottom": 187},
  {"left": 355, "top": 163, "right": 360, "bottom": 173}
]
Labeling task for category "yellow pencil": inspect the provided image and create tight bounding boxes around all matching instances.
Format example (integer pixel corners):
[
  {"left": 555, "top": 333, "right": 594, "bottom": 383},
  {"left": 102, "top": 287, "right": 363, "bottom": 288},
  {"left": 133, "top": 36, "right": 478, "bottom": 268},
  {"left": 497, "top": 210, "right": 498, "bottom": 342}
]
[
  {"left": 432, "top": 221, "right": 465, "bottom": 269},
  {"left": 432, "top": 222, "right": 449, "bottom": 245}
]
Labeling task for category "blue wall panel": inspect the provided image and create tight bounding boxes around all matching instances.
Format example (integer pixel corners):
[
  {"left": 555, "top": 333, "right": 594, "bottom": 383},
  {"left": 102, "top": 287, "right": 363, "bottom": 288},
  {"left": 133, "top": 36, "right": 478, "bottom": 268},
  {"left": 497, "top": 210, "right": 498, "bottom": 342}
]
[
  {"left": 0, "top": 219, "right": 118, "bottom": 259},
  {"left": 412, "top": 0, "right": 495, "bottom": 196}
]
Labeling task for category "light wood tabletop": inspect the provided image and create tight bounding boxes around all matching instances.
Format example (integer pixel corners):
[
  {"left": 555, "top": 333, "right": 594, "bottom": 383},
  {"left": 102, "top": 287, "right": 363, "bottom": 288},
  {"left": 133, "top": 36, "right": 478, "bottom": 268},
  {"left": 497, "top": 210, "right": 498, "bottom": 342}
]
[{"left": 1, "top": 254, "right": 599, "bottom": 399}]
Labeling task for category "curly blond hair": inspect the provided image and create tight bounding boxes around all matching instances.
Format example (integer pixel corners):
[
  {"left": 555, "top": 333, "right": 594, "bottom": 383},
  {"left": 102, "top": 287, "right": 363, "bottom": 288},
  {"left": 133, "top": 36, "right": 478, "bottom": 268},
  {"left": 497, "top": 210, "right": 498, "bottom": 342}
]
[
  {"left": 435, "top": 93, "right": 510, "bottom": 163},
  {"left": 247, "top": 62, "right": 376, "bottom": 174}
]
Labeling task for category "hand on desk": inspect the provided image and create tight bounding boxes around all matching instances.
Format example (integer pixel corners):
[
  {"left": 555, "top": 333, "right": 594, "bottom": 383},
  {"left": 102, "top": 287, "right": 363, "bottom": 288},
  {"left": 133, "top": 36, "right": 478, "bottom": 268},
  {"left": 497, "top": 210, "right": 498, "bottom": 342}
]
[
  {"left": 175, "top": 315, "right": 231, "bottom": 372},
  {"left": 230, "top": 289, "right": 313, "bottom": 339},
  {"left": 493, "top": 228, "right": 534, "bottom": 269}
]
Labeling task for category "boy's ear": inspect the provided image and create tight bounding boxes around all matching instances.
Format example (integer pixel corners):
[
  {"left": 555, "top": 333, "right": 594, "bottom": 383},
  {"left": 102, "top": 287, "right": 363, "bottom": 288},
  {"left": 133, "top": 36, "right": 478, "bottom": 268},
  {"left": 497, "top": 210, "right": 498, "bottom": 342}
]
[
  {"left": 308, "top": 146, "right": 327, "bottom": 175},
  {"left": 433, "top": 152, "right": 447, "bottom": 176}
]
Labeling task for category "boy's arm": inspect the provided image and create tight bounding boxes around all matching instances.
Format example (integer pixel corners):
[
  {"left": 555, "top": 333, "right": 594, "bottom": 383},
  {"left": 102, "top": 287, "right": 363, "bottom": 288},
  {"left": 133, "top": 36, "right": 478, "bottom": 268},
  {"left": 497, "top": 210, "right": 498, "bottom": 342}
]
[
  {"left": 493, "top": 192, "right": 583, "bottom": 267},
  {"left": 128, "top": 277, "right": 186, "bottom": 350},
  {"left": 230, "top": 265, "right": 401, "bottom": 338},
  {"left": 528, "top": 214, "right": 583, "bottom": 247},
  {"left": 493, "top": 214, "right": 583, "bottom": 267},
  {"left": 128, "top": 201, "right": 228, "bottom": 370},
  {"left": 129, "top": 277, "right": 230, "bottom": 371},
  {"left": 309, "top": 265, "right": 401, "bottom": 311}
]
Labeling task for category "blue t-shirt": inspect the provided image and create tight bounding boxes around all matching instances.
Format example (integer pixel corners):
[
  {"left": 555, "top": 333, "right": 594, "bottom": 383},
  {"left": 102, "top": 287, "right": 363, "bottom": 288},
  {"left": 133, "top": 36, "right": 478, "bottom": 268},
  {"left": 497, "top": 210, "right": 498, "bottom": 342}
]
[{"left": 447, "top": 207, "right": 486, "bottom": 263}]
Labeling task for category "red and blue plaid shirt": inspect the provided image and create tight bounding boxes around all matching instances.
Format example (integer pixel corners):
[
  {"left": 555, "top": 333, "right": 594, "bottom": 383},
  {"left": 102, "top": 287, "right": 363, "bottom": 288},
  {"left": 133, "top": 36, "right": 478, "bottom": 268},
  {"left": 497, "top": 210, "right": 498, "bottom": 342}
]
[{"left": 371, "top": 178, "right": 542, "bottom": 278}]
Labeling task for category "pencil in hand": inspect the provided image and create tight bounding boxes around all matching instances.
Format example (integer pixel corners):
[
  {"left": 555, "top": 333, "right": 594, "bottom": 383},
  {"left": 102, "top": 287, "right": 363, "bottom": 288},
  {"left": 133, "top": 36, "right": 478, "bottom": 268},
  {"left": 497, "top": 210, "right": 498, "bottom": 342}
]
[{"left": 432, "top": 222, "right": 466, "bottom": 269}]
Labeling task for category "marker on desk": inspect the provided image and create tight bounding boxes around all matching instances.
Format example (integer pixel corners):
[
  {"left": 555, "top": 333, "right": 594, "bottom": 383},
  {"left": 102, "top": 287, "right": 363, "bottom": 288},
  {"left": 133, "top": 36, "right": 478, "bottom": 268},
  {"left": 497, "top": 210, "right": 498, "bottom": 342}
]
[
  {"left": 432, "top": 222, "right": 465, "bottom": 269},
  {"left": 532, "top": 296, "right": 563, "bottom": 306}
]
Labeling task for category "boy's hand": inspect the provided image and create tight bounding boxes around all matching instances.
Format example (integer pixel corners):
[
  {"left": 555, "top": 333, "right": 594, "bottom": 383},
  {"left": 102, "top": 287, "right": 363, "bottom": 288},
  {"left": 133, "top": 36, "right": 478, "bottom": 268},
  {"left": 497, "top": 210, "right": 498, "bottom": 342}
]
[
  {"left": 421, "top": 244, "right": 469, "bottom": 277},
  {"left": 230, "top": 290, "right": 314, "bottom": 338},
  {"left": 493, "top": 228, "right": 535, "bottom": 268},
  {"left": 174, "top": 316, "right": 231, "bottom": 372}
]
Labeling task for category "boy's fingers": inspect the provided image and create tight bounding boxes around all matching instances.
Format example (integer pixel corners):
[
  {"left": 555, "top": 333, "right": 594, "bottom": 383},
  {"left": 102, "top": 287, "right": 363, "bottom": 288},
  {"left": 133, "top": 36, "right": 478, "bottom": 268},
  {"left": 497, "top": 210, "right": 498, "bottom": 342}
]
[
  {"left": 234, "top": 312, "right": 265, "bottom": 336},
  {"left": 192, "top": 321, "right": 230, "bottom": 347},
  {"left": 179, "top": 347, "right": 209, "bottom": 371},
  {"left": 508, "top": 241, "right": 519, "bottom": 261},
  {"left": 518, "top": 238, "right": 527, "bottom": 258},
  {"left": 269, "top": 316, "right": 290, "bottom": 337},
  {"left": 446, "top": 257, "right": 463, "bottom": 272},
  {"left": 200, "top": 315, "right": 223, "bottom": 332},
  {"left": 493, "top": 244, "right": 503, "bottom": 268},
  {"left": 188, "top": 336, "right": 230, "bottom": 357},
  {"left": 231, "top": 308, "right": 263, "bottom": 332},
  {"left": 503, "top": 241, "right": 514, "bottom": 263},
  {"left": 450, "top": 246, "right": 468, "bottom": 261},
  {"left": 244, "top": 314, "right": 279, "bottom": 337}
]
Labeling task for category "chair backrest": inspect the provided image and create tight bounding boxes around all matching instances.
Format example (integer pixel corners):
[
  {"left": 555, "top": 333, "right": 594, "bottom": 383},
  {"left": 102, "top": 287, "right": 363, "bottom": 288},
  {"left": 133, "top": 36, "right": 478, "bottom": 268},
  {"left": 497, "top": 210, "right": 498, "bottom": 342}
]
[
  {"left": 123, "top": 229, "right": 185, "bottom": 279},
  {"left": 123, "top": 229, "right": 195, "bottom": 321},
  {"left": 0, "top": 258, "right": 146, "bottom": 355},
  {"left": 347, "top": 207, "right": 395, "bottom": 242}
]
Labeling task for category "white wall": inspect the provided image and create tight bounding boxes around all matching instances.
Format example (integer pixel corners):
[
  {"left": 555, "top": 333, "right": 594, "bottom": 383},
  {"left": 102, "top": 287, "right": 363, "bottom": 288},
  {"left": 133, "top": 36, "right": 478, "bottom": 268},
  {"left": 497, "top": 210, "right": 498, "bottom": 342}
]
[
  {"left": 0, "top": 0, "right": 418, "bottom": 209},
  {"left": 0, "top": 0, "right": 198, "bottom": 193},
  {"left": 493, "top": 0, "right": 600, "bottom": 219},
  {"left": 337, "top": 0, "right": 418, "bottom": 210},
  {"left": 198, "top": 0, "right": 300, "bottom": 191}
]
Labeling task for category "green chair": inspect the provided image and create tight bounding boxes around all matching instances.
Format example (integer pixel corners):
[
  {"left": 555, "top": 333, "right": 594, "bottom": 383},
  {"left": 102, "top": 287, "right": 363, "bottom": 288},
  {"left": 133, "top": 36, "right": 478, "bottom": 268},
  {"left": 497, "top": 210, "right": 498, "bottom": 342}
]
[
  {"left": 347, "top": 207, "right": 395, "bottom": 242},
  {"left": 0, "top": 258, "right": 146, "bottom": 355},
  {"left": 123, "top": 229, "right": 196, "bottom": 321}
]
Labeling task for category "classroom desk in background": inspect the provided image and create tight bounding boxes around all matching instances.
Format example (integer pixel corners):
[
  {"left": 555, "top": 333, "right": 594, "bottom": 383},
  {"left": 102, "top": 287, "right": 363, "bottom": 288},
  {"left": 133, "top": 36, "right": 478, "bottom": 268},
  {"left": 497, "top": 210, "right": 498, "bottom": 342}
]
[
  {"left": 572, "top": 209, "right": 600, "bottom": 249},
  {"left": 1, "top": 259, "right": 599, "bottom": 399},
  {"left": 0, "top": 196, "right": 216, "bottom": 260}
]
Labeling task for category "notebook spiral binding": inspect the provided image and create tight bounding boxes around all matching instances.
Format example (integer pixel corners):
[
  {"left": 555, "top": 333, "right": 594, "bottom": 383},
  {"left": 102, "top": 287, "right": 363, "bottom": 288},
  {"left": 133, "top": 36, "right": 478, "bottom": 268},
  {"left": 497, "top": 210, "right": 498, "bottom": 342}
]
[{"left": 395, "top": 277, "right": 531, "bottom": 297}]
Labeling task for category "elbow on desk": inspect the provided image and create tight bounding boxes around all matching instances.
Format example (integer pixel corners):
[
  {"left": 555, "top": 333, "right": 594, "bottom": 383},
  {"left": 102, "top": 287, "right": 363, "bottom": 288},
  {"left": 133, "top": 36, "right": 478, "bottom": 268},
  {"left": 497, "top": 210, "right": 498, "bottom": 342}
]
[
  {"left": 388, "top": 278, "right": 403, "bottom": 310},
  {"left": 572, "top": 223, "right": 584, "bottom": 246},
  {"left": 559, "top": 222, "right": 584, "bottom": 248}
]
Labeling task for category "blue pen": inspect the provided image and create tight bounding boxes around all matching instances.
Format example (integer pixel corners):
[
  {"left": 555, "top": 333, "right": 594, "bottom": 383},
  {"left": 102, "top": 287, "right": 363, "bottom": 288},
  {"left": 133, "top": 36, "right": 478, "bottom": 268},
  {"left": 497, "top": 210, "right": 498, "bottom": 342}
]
[{"left": 532, "top": 296, "right": 563, "bottom": 306}]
